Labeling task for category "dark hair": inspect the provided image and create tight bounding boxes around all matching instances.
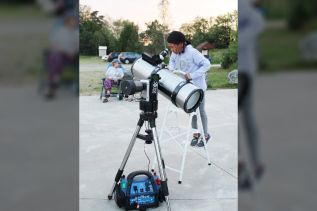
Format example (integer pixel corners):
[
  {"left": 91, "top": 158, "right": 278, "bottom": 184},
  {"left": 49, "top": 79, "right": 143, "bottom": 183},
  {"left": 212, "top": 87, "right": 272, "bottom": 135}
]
[{"left": 167, "top": 31, "right": 186, "bottom": 44}]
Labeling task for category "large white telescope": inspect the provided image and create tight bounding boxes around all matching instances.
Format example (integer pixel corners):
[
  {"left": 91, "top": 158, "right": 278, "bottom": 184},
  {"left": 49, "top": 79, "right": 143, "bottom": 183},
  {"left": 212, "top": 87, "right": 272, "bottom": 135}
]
[{"left": 130, "top": 52, "right": 204, "bottom": 113}]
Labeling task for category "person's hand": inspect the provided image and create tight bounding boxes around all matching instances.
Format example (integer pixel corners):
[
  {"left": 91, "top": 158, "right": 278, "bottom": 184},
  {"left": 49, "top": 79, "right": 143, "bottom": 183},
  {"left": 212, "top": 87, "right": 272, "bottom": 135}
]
[
  {"left": 66, "top": 53, "right": 75, "bottom": 60},
  {"left": 184, "top": 73, "right": 191, "bottom": 81}
]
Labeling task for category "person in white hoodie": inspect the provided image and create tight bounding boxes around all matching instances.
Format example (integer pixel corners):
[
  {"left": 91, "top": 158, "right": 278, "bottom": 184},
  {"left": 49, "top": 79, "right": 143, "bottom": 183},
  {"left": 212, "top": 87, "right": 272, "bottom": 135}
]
[
  {"left": 103, "top": 59, "right": 124, "bottom": 103},
  {"left": 238, "top": 0, "right": 265, "bottom": 188},
  {"left": 46, "top": 11, "right": 79, "bottom": 99},
  {"left": 167, "top": 31, "right": 211, "bottom": 147}
]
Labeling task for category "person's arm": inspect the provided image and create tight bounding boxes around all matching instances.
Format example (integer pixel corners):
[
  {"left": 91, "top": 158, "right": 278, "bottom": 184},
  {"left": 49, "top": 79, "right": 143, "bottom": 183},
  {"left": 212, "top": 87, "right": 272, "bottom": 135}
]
[
  {"left": 189, "top": 50, "right": 211, "bottom": 80},
  {"left": 119, "top": 68, "right": 124, "bottom": 79},
  {"left": 168, "top": 53, "right": 176, "bottom": 71},
  {"left": 238, "top": 0, "right": 265, "bottom": 48},
  {"left": 105, "top": 63, "right": 111, "bottom": 77},
  {"left": 106, "top": 67, "right": 114, "bottom": 80}
]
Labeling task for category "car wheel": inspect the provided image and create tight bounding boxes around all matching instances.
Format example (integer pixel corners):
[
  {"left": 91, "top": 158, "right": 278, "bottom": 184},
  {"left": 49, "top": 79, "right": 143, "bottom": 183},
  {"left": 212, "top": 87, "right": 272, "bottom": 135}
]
[{"left": 124, "top": 59, "right": 129, "bottom": 64}]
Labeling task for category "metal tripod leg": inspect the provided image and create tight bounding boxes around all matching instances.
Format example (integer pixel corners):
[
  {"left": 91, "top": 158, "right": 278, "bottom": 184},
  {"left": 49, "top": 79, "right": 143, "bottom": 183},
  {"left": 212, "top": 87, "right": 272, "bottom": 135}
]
[
  {"left": 178, "top": 112, "right": 193, "bottom": 183},
  {"left": 151, "top": 126, "right": 171, "bottom": 211},
  {"left": 107, "top": 120, "right": 144, "bottom": 199},
  {"left": 153, "top": 127, "right": 167, "bottom": 180}
]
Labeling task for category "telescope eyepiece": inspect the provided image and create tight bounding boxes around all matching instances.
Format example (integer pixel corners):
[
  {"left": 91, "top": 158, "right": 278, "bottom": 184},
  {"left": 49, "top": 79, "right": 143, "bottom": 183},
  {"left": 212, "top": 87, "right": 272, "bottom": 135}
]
[{"left": 159, "top": 48, "right": 169, "bottom": 60}]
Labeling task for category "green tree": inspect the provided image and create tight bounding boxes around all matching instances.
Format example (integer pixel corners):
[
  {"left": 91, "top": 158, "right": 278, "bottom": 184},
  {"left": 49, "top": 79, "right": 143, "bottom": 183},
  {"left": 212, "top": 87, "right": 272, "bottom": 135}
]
[
  {"left": 221, "top": 31, "right": 238, "bottom": 69},
  {"left": 179, "top": 23, "right": 193, "bottom": 41},
  {"left": 288, "top": 0, "right": 317, "bottom": 30},
  {"left": 208, "top": 26, "right": 231, "bottom": 48},
  {"left": 79, "top": 5, "right": 117, "bottom": 55},
  {"left": 180, "top": 17, "right": 212, "bottom": 46},
  {"left": 3, "top": 0, "right": 34, "bottom": 3},
  {"left": 191, "top": 17, "right": 211, "bottom": 46},
  {"left": 111, "top": 19, "right": 132, "bottom": 39},
  {"left": 142, "top": 20, "right": 169, "bottom": 54},
  {"left": 207, "top": 12, "right": 236, "bottom": 48},
  {"left": 118, "top": 21, "right": 142, "bottom": 52}
]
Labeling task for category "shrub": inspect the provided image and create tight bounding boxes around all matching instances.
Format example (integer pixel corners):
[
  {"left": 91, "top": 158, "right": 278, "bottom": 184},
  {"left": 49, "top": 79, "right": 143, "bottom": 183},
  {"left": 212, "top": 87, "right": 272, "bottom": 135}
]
[{"left": 221, "top": 40, "right": 237, "bottom": 69}]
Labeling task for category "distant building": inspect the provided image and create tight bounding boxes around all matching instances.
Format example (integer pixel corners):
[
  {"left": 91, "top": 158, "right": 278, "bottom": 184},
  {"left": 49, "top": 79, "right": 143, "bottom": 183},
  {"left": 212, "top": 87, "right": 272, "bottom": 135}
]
[
  {"left": 196, "top": 41, "right": 214, "bottom": 62},
  {"left": 98, "top": 46, "right": 107, "bottom": 57},
  {"left": 196, "top": 41, "right": 215, "bottom": 56}
]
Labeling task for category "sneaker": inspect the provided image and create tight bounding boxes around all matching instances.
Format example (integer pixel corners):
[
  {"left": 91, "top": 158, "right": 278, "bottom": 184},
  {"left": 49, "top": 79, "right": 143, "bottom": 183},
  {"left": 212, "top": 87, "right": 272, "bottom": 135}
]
[
  {"left": 196, "top": 134, "right": 211, "bottom": 147},
  {"left": 239, "top": 173, "right": 252, "bottom": 190},
  {"left": 254, "top": 164, "right": 265, "bottom": 180},
  {"left": 103, "top": 98, "right": 109, "bottom": 103},
  {"left": 45, "top": 89, "right": 55, "bottom": 100},
  {"left": 190, "top": 133, "right": 200, "bottom": 146},
  {"left": 45, "top": 92, "right": 55, "bottom": 100},
  {"left": 238, "top": 162, "right": 252, "bottom": 190}
]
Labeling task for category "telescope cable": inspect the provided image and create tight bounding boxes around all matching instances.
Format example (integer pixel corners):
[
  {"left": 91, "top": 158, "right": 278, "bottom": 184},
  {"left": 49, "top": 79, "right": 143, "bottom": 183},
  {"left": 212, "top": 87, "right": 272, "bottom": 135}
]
[
  {"left": 144, "top": 142, "right": 151, "bottom": 172},
  {"left": 144, "top": 122, "right": 151, "bottom": 172}
]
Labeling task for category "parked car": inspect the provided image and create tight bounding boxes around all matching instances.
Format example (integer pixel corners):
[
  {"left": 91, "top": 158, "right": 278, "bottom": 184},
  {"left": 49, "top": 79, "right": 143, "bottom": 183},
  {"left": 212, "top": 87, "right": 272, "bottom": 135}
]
[
  {"left": 118, "top": 52, "right": 141, "bottom": 64},
  {"left": 101, "top": 54, "right": 108, "bottom": 61},
  {"left": 107, "top": 52, "right": 120, "bottom": 62}
]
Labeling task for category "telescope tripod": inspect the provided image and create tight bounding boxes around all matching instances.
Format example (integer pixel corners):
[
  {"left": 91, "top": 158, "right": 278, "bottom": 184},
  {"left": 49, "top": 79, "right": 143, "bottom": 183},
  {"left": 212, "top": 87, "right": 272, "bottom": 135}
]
[{"left": 107, "top": 110, "right": 171, "bottom": 211}]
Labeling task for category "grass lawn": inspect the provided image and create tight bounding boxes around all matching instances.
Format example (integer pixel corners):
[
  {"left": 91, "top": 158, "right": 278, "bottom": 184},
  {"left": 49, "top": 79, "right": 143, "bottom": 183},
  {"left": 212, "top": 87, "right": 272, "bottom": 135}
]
[
  {"left": 0, "top": 5, "right": 45, "bottom": 18},
  {"left": 80, "top": 70, "right": 104, "bottom": 95},
  {"left": 80, "top": 70, "right": 121, "bottom": 96},
  {"left": 207, "top": 67, "right": 237, "bottom": 89},
  {"left": 80, "top": 67, "right": 237, "bottom": 95},
  {"left": 80, "top": 56, "right": 237, "bottom": 95},
  {"left": 209, "top": 48, "right": 227, "bottom": 64},
  {"left": 259, "top": 27, "right": 317, "bottom": 72},
  {"left": 80, "top": 56, "right": 117, "bottom": 95},
  {"left": 80, "top": 56, "right": 105, "bottom": 65}
]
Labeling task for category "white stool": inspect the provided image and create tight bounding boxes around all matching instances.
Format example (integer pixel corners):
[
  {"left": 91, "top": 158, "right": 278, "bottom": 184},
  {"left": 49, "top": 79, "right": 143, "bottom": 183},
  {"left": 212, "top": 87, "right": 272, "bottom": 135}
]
[{"left": 152, "top": 102, "right": 211, "bottom": 184}]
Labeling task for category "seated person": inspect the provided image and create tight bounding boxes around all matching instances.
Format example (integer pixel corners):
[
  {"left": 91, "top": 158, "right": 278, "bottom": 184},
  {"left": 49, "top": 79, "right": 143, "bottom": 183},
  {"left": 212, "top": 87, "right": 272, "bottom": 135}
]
[
  {"left": 103, "top": 59, "right": 124, "bottom": 102},
  {"left": 46, "top": 10, "right": 79, "bottom": 99}
]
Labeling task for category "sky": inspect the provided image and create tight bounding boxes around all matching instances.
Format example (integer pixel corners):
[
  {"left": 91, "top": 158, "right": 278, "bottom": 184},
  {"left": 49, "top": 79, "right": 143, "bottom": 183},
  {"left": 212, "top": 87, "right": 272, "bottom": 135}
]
[{"left": 80, "top": 0, "right": 237, "bottom": 31}]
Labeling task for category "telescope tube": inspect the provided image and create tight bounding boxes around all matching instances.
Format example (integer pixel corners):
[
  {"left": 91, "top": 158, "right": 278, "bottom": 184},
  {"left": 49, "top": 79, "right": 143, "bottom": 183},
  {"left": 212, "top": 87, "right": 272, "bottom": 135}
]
[{"left": 131, "top": 58, "right": 204, "bottom": 113}]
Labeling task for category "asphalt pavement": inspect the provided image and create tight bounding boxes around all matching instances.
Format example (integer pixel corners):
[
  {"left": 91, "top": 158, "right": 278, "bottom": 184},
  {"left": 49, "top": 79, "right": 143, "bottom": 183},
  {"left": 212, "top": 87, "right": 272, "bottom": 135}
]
[{"left": 80, "top": 90, "right": 238, "bottom": 211}]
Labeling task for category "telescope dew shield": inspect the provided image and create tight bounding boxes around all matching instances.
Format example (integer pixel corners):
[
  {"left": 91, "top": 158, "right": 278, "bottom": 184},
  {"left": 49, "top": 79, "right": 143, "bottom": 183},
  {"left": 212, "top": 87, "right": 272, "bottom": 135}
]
[
  {"left": 131, "top": 58, "right": 204, "bottom": 113},
  {"left": 121, "top": 80, "right": 144, "bottom": 95}
]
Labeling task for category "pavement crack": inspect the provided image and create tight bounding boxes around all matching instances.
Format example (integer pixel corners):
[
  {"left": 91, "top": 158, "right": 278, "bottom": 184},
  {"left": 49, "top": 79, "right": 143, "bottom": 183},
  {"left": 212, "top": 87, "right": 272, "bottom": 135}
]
[{"left": 190, "top": 149, "right": 237, "bottom": 179}]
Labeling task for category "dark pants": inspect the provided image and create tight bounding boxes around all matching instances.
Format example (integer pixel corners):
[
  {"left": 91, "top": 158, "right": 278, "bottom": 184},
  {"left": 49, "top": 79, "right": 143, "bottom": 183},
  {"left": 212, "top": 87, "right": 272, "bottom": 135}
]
[
  {"left": 103, "top": 79, "right": 120, "bottom": 98},
  {"left": 238, "top": 73, "right": 250, "bottom": 108},
  {"left": 238, "top": 72, "right": 260, "bottom": 168},
  {"left": 47, "top": 51, "right": 76, "bottom": 88}
]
